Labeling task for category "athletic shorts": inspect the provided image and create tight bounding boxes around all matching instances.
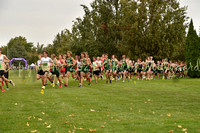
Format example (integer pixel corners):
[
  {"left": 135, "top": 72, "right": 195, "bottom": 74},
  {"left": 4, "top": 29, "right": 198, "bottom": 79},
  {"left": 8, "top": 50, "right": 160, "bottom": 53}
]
[
  {"left": 64, "top": 66, "right": 68, "bottom": 74},
  {"left": 101, "top": 66, "right": 104, "bottom": 71},
  {"left": 112, "top": 67, "right": 117, "bottom": 72},
  {"left": 4, "top": 71, "right": 8, "bottom": 79},
  {"left": 157, "top": 70, "right": 162, "bottom": 73},
  {"left": 37, "top": 70, "right": 44, "bottom": 75},
  {"left": 142, "top": 69, "right": 147, "bottom": 72},
  {"left": 176, "top": 70, "right": 180, "bottom": 73},
  {"left": 93, "top": 70, "right": 100, "bottom": 75},
  {"left": 81, "top": 66, "right": 89, "bottom": 73},
  {"left": 78, "top": 71, "right": 81, "bottom": 77},
  {"left": 67, "top": 65, "right": 75, "bottom": 72},
  {"left": 0, "top": 70, "right": 4, "bottom": 76},
  {"left": 137, "top": 69, "right": 142, "bottom": 73},
  {"left": 51, "top": 69, "right": 60, "bottom": 77},
  {"left": 60, "top": 67, "right": 66, "bottom": 73},
  {"left": 43, "top": 71, "right": 50, "bottom": 76},
  {"left": 84, "top": 65, "right": 90, "bottom": 73},
  {"left": 129, "top": 70, "right": 135, "bottom": 73},
  {"left": 75, "top": 64, "right": 77, "bottom": 70}
]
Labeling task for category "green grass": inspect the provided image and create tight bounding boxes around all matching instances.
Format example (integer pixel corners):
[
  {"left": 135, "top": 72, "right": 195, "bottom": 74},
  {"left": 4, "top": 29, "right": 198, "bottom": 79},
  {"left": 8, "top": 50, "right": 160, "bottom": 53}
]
[{"left": 0, "top": 70, "right": 200, "bottom": 133}]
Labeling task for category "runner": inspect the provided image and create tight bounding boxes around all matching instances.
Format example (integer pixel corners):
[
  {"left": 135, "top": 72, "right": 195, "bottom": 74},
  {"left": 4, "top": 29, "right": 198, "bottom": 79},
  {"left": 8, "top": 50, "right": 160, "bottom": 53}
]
[
  {"left": 59, "top": 54, "right": 66, "bottom": 80},
  {"left": 0, "top": 48, "right": 15, "bottom": 92},
  {"left": 136, "top": 59, "right": 143, "bottom": 80},
  {"left": 84, "top": 52, "right": 92, "bottom": 85},
  {"left": 36, "top": 54, "right": 44, "bottom": 86},
  {"left": 4, "top": 62, "right": 11, "bottom": 90},
  {"left": 50, "top": 54, "right": 62, "bottom": 88},
  {"left": 103, "top": 54, "right": 111, "bottom": 84},
  {"left": 65, "top": 51, "right": 75, "bottom": 87},
  {"left": 111, "top": 55, "right": 118, "bottom": 82},
  {"left": 92, "top": 57, "right": 101, "bottom": 83},
  {"left": 41, "top": 51, "right": 53, "bottom": 90},
  {"left": 121, "top": 55, "right": 127, "bottom": 83}
]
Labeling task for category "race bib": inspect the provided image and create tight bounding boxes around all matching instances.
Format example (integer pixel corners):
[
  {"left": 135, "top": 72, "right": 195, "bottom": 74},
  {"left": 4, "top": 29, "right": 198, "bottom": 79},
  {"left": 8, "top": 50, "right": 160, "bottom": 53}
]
[{"left": 43, "top": 63, "right": 48, "bottom": 66}]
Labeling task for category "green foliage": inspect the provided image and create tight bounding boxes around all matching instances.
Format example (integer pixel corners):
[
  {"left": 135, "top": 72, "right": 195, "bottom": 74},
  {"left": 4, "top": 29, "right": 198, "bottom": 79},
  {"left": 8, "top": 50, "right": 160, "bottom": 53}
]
[
  {"left": 49, "top": 0, "right": 188, "bottom": 60},
  {"left": 185, "top": 19, "right": 200, "bottom": 78},
  {"left": 3, "top": 36, "right": 38, "bottom": 65},
  {"left": 3, "top": 0, "right": 189, "bottom": 63}
]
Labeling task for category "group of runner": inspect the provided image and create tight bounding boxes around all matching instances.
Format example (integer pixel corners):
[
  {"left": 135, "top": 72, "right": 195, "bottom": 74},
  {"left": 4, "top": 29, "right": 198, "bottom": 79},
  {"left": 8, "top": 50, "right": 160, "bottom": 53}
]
[
  {"left": 0, "top": 48, "right": 15, "bottom": 92},
  {"left": 36, "top": 51, "right": 187, "bottom": 92}
]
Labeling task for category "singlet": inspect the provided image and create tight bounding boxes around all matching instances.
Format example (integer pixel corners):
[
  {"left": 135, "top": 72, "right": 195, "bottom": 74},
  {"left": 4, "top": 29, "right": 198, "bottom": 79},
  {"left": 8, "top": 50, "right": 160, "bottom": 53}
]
[
  {"left": 77, "top": 61, "right": 81, "bottom": 71},
  {"left": 111, "top": 59, "right": 117, "bottom": 68},
  {"left": 37, "top": 60, "right": 42, "bottom": 70},
  {"left": 104, "top": 59, "right": 110, "bottom": 68},
  {"left": 93, "top": 61, "right": 100, "bottom": 71},
  {"left": 121, "top": 60, "right": 127, "bottom": 68},
  {"left": 67, "top": 57, "right": 73, "bottom": 66},
  {"left": 0, "top": 54, "right": 5, "bottom": 70},
  {"left": 41, "top": 57, "right": 52, "bottom": 71}
]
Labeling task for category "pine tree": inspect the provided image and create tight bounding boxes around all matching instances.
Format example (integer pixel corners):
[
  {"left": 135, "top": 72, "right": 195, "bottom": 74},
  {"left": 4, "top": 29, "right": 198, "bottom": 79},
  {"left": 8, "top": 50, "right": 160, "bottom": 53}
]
[{"left": 185, "top": 19, "right": 200, "bottom": 77}]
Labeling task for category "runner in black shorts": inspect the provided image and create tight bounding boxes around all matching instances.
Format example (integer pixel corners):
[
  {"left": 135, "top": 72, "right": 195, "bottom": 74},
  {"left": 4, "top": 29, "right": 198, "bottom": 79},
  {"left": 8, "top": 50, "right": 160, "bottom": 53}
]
[{"left": 4, "top": 62, "right": 11, "bottom": 90}]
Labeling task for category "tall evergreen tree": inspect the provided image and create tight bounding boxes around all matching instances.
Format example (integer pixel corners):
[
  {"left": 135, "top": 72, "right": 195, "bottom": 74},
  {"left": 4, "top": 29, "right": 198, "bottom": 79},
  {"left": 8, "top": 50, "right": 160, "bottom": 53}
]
[{"left": 185, "top": 19, "right": 200, "bottom": 77}]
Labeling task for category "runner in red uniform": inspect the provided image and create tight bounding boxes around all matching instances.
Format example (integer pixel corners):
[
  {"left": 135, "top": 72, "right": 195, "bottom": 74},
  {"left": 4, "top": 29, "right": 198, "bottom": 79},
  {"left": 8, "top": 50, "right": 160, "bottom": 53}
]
[{"left": 59, "top": 55, "right": 66, "bottom": 80}]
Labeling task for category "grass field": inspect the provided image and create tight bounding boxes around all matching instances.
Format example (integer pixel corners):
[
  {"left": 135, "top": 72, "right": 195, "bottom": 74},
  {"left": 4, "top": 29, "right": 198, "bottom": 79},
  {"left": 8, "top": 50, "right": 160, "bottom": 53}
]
[{"left": 0, "top": 70, "right": 200, "bottom": 133}]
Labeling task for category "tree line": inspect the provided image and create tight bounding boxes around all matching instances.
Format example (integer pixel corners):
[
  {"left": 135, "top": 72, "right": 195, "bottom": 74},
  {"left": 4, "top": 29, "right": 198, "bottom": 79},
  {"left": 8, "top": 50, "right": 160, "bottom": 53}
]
[{"left": 2, "top": 0, "right": 190, "bottom": 64}]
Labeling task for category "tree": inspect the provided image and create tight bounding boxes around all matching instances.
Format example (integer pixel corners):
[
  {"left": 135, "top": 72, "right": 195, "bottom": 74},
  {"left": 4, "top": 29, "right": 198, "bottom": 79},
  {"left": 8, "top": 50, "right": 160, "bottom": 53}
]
[
  {"left": 6, "top": 36, "right": 37, "bottom": 65},
  {"left": 66, "top": 0, "right": 188, "bottom": 60},
  {"left": 185, "top": 19, "right": 200, "bottom": 78},
  {"left": 36, "top": 43, "right": 45, "bottom": 54}
]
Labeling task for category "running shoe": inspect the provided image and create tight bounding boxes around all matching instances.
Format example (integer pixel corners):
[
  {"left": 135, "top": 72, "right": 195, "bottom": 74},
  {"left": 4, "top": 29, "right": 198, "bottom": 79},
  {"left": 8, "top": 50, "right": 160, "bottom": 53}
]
[
  {"left": 64, "top": 84, "right": 68, "bottom": 87},
  {"left": 60, "top": 84, "right": 62, "bottom": 88},
  {"left": 10, "top": 80, "right": 15, "bottom": 86},
  {"left": 1, "top": 89, "right": 5, "bottom": 92},
  {"left": 42, "top": 86, "right": 45, "bottom": 90},
  {"left": 52, "top": 83, "right": 55, "bottom": 88}
]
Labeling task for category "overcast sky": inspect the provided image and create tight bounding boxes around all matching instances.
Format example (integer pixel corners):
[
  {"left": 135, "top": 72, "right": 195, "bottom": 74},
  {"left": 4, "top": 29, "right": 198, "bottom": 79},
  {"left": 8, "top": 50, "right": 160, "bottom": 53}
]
[{"left": 0, "top": 0, "right": 199, "bottom": 46}]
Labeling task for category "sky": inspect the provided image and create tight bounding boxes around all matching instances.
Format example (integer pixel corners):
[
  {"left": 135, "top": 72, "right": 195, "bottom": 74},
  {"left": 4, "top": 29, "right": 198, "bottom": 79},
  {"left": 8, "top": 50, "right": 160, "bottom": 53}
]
[{"left": 0, "top": 0, "right": 199, "bottom": 46}]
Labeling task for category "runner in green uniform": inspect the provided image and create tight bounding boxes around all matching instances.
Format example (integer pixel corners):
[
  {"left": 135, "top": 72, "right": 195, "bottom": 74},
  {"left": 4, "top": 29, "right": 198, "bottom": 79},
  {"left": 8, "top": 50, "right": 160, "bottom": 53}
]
[
  {"left": 121, "top": 55, "right": 127, "bottom": 82},
  {"left": 65, "top": 51, "right": 75, "bottom": 87},
  {"left": 156, "top": 61, "right": 162, "bottom": 79},
  {"left": 141, "top": 62, "right": 148, "bottom": 80},
  {"left": 129, "top": 60, "right": 135, "bottom": 79},
  {"left": 162, "top": 59, "right": 169, "bottom": 80},
  {"left": 126, "top": 57, "right": 131, "bottom": 82},
  {"left": 50, "top": 54, "right": 62, "bottom": 88},
  {"left": 175, "top": 62, "right": 180, "bottom": 78},
  {"left": 84, "top": 52, "right": 92, "bottom": 85},
  {"left": 79, "top": 52, "right": 91, "bottom": 87},
  {"left": 103, "top": 54, "right": 111, "bottom": 84},
  {"left": 111, "top": 55, "right": 118, "bottom": 82},
  {"left": 136, "top": 59, "right": 143, "bottom": 80}
]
